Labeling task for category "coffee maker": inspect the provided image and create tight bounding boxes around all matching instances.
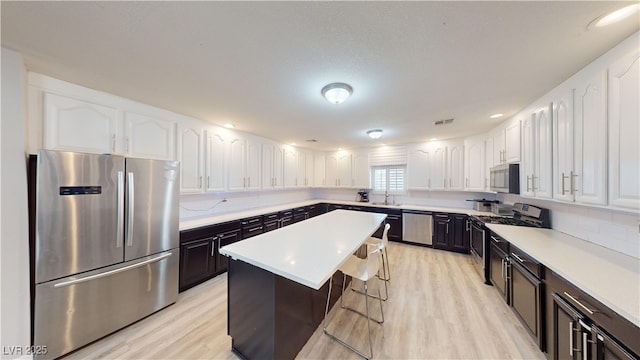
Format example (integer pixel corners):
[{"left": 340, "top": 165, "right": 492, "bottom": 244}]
[{"left": 356, "top": 189, "right": 370, "bottom": 202}]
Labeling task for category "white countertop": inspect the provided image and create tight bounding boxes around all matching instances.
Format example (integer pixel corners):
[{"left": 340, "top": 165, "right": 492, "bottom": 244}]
[
  {"left": 219, "top": 210, "right": 386, "bottom": 290},
  {"left": 180, "top": 199, "right": 489, "bottom": 231},
  {"left": 486, "top": 224, "right": 640, "bottom": 328}
]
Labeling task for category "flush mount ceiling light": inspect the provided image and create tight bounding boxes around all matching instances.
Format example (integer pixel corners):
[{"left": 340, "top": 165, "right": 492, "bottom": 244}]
[
  {"left": 321, "top": 82, "right": 353, "bottom": 104},
  {"left": 590, "top": 4, "right": 640, "bottom": 28},
  {"left": 223, "top": 123, "right": 235, "bottom": 129},
  {"left": 367, "top": 129, "right": 383, "bottom": 139},
  {"left": 490, "top": 113, "right": 504, "bottom": 119}
]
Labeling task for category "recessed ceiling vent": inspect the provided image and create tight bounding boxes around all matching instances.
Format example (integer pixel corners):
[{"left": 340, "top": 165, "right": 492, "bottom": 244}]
[
  {"left": 434, "top": 118, "right": 454, "bottom": 126},
  {"left": 306, "top": 139, "right": 318, "bottom": 143}
]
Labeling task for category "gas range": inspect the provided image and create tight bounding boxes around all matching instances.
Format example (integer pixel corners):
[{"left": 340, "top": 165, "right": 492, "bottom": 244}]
[
  {"left": 471, "top": 203, "right": 551, "bottom": 229},
  {"left": 468, "top": 203, "right": 550, "bottom": 285}
]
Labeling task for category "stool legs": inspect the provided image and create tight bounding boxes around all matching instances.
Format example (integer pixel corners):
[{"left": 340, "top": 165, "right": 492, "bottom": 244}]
[{"left": 323, "top": 274, "right": 384, "bottom": 359}]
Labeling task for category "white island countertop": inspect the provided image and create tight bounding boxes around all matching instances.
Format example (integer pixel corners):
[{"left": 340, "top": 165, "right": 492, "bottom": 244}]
[
  {"left": 486, "top": 224, "right": 640, "bottom": 328},
  {"left": 219, "top": 210, "right": 387, "bottom": 290}
]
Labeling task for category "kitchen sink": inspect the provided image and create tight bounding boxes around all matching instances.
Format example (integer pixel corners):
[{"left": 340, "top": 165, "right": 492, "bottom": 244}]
[{"left": 371, "top": 202, "right": 402, "bottom": 207}]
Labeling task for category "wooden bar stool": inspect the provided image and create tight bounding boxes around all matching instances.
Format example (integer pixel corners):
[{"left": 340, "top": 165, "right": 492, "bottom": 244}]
[{"left": 323, "top": 246, "right": 384, "bottom": 359}]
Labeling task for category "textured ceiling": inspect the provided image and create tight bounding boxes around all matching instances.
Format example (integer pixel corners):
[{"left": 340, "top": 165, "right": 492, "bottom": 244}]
[{"left": 2, "top": 1, "right": 638, "bottom": 150}]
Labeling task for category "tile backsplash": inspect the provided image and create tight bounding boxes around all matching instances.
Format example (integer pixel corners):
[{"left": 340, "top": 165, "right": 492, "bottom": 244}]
[
  {"left": 499, "top": 194, "right": 640, "bottom": 259},
  {"left": 179, "top": 189, "right": 639, "bottom": 259}
]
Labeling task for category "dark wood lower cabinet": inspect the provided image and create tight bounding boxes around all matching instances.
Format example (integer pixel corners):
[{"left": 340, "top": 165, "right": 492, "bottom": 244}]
[
  {"left": 179, "top": 221, "right": 241, "bottom": 292},
  {"left": 432, "top": 213, "right": 469, "bottom": 253},
  {"left": 545, "top": 271, "right": 640, "bottom": 360},
  {"left": 179, "top": 238, "right": 215, "bottom": 291},
  {"left": 510, "top": 260, "right": 543, "bottom": 350}
]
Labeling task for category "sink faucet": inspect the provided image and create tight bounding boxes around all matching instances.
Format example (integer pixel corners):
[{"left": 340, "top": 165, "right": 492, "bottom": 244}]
[{"left": 384, "top": 191, "right": 390, "bottom": 205}]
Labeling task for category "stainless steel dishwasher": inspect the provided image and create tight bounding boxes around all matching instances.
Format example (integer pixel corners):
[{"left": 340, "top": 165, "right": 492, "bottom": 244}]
[{"left": 402, "top": 211, "right": 433, "bottom": 245}]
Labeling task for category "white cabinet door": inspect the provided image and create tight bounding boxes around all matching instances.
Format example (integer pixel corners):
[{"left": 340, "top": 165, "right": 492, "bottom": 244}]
[
  {"left": 448, "top": 142, "right": 464, "bottom": 190},
  {"left": 464, "top": 138, "right": 484, "bottom": 191},
  {"left": 352, "top": 150, "right": 370, "bottom": 188},
  {"left": 314, "top": 153, "right": 327, "bottom": 187},
  {"left": 337, "top": 152, "right": 353, "bottom": 187},
  {"left": 534, "top": 104, "right": 553, "bottom": 199},
  {"left": 262, "top": 144, "right": 283, "bottom": 189},
  {"left": 124, "top": 112, "right": 176, "bottom": 160},
  {"left": 408, "top": 145, "right": 430, "bottom": 190},
  {"left": 246, "top": 140, "right": 261, "bottom": 190},
  {"left": 493, "top": 128, "right": 505, "bottom": 165},
  {"left": 43, "top": 92, "right": 119, "bottom": 154},
  {"left": 521, "top": 115, "right": 536, "bottom": 197},
  {"left": 574, "top": 70, "right": 607, "bottom": 205},
  {"left": 552, "top": 90, "right": 575, "bottom": 202},
  {"left": 608, "top": 50, "right": 640, "bottom": 210},
  {"left": 204, "top": 129, "right": 226, "bottom": 192},
  {"left": 430, "top": 143, "right": 447, "bottom": 190},
  {"left": 228, "top": 137, "right": 246, "bottom": 191},
  {"left": 303, "top": 151, "right": 314, "bottom": 187},
  {"left": 283, "top": 147, "right": 298, "bottom": 187},
  {"left": 505, "top": 120, "right": 521, "bottom": 163},
  {"left": 484, "top": 137, "right": 493, "bottom": 190},
  {"left": 326, "top": 154, "right": 338, "bottom": 187},
  {"left": 178, "top": 124, "right": 204, "bottom": 193}
]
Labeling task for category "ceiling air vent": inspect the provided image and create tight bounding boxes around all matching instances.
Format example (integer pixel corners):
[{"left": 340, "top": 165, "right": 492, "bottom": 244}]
[
  {"left": 306, "top": 139, "right": 318, "bottom": 143},
  {"left": 434, "top": 118, "right": 454, "bottom": 126}
]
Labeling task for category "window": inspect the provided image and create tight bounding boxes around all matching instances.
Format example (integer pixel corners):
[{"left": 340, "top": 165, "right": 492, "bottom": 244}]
[{"left": 371, "top": 165, "right": 406, "bottom": 194}]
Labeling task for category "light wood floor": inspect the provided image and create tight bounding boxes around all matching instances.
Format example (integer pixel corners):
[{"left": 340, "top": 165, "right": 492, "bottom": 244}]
[{"left": 64, "top": 242, "right": 545, "bottom": 359}]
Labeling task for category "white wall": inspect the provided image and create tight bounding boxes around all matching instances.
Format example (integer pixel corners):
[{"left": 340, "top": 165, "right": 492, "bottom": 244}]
[{"left": 1, "top": 48, "right": 31, "bottom": 359}]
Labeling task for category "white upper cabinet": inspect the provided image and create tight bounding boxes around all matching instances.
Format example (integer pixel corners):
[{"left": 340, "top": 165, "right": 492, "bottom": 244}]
[
  {"left": 552, "top": 88, "right": 575, "bottom": 202},
  {"left": 262, "top": 143, "right": 284, "bottom": 189},
  {"left": 124, "top": 112, "right": 176, "bottom": 160},
  {"left": 407, "top": 144, "right": 430, "bottom": 190},
  {"left": 464, "top": 136, "right": 485, "bottom": 192},
  {"left": 448, "top": 141, "right": 465, "bottom": 190},
  {"left": 337, "top": 152, "right": 353, "bottom": 187},
  {"left": 492, "top": 120, "right": 521, "bottom": 165},
  {"left": 430, "top": 142, "right": 447, "bottom": 191},
  {"left": 325, "top": 153, "right": 339, "bottom": 187},
  {"left": 313, "top": 153, "right": 327, "bottom": 187},
  {"left": 301, "top": 150, "right": 314, "bottom": 187},
  {"left": 522, "top": 104, "right": 553, "bottom": 199},
  {"left": 283, "top": 146, "right": 298, "bottom": 188},
  {"left": 204, "top": 128, "right": 226, "bottom": 192},
  {"left": 351, "top": 150, "right": 370, "bottom": 189},
  {"left": 505, "top": 120, "right": 521, "bottom": 163},
  {"left": 534, "top": 104, "right": 553, "bottom": 199},
  {"left": 43, "top": 92, "right": 119, "bottom": 154},
  {"left": 178, "top": 124, "right": 204, "bottom": 193},
  {"left": 228, "top": 136, "right": 261, "bottom": 191},
  {"left": 574, "top": 70, "right": 607, "bottom": 205},
  {"left": 608, "top": 50, "right": 640, "bottom": 210},
  {"left": 484, "top": 137, "right": 493, "bottom": 190}
]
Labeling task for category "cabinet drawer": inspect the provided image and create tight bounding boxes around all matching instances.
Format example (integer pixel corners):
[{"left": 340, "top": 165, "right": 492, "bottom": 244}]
[
  {"left": 489, "top": 232, "right": 510, "bottom": 254},
  {"left": 241, "top": 216, "right": 262, "bottom": 227},
  {"left": 510, "top": 244, "right": 542, "bottom": 279},
  {"left": 263, "top": 212, "right": 279, "bottom": 221}
]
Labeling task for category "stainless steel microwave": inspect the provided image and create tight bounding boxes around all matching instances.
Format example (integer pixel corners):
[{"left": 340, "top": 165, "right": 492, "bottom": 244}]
[{"left": 490, "top": 163, "right": 520, "bottom": 194}]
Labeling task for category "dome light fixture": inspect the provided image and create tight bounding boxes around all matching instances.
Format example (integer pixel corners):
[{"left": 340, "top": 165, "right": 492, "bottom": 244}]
[
  {"left": 367, "top": 129, "right": 383, "bottom": 139},
  {"left": 321, "top": 82, "right": 353, "bottom": 104},
  {"left": 490, "top": 113, "right": 504, "bottom": 119}
]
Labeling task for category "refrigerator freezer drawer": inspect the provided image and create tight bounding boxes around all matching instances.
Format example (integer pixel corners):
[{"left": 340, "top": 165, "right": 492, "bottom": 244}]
[{"left": 33, "top": 250, "right": 178, "bottom": 360}]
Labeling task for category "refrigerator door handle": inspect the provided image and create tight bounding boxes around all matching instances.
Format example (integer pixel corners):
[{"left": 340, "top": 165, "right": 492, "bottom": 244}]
[
  {"left": 116, "top": 171, "right": 125, "bottom": 248},
  {"left": 53, "top": 252, "right": 172, "bottom": 288},
  {"left": 126, "top": 172, "right": 135, "bottom": 247}
]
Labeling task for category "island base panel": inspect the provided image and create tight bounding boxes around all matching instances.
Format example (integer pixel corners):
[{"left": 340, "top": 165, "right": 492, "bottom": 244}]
[{"left": 228, "top": 259, "right": 346, "bottom": 360}]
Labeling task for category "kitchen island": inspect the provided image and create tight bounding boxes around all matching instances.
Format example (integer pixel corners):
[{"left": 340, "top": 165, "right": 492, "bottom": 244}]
[{"left": 219, "top": 210, "right": 387, "bottom": 360}]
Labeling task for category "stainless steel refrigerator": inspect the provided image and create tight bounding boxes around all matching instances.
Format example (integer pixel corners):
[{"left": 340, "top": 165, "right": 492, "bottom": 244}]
[{"left": 29, "top": 150, "right": 179, "bottom": 359}]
